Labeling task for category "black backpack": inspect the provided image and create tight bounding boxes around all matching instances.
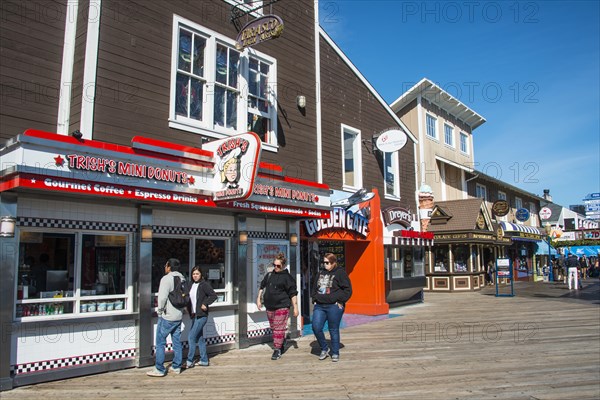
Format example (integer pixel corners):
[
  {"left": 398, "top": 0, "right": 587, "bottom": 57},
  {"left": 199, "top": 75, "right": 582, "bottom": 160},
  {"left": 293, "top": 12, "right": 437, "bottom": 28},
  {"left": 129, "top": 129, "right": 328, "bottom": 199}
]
[{"left": 168, "top": 276, "right": 189, "bottom": 309}]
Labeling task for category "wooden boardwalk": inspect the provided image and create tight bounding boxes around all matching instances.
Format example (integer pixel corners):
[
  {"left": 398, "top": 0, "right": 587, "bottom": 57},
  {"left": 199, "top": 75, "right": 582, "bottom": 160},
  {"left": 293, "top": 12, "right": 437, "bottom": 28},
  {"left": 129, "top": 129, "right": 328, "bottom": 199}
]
[{"left": 4, "top": 281, "right": 599, "bottom": 400}]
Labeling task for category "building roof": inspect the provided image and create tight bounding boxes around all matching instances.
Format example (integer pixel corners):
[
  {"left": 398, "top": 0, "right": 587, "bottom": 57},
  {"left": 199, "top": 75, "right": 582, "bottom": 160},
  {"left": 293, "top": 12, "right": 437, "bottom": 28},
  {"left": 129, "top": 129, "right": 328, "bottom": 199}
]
[
  {"left": 389, "top": 78, "right": 486, "bottom": 130},
  {"left": 428, "top": 198, "right": 492, "bottom": 232},
  {"left": 469, "top": 170, "right": 547, "bottom": 203}
]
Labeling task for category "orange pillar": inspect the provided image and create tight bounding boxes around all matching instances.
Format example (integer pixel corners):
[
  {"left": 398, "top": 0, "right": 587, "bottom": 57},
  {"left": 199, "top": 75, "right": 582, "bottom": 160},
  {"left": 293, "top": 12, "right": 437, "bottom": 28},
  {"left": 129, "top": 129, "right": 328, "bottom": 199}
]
[{"left": 345, "top": 189, "right": 389, "bottom": 315}]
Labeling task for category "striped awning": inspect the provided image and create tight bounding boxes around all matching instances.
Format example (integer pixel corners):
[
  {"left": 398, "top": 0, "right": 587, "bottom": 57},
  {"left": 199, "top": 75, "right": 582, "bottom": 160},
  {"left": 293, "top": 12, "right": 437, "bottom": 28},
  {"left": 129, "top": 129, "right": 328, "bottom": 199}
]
[
  {"left": 391, "top": 236, "right": 434, "bottom": 247},
  {"left": 500, "top": 221, "right": 543, "bottom": 235}
]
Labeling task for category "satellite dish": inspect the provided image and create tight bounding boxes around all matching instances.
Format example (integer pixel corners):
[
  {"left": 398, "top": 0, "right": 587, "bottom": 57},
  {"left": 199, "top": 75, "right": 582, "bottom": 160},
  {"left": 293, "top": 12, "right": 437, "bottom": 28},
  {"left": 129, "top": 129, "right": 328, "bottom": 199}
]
[{"left": 375, "top": 129, "right": 408, "bottom": 153}]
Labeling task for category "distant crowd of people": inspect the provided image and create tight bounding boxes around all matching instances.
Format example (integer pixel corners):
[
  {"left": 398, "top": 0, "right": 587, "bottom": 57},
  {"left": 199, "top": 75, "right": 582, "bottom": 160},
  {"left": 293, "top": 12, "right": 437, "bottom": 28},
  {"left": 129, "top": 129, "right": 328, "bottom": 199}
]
[{"left": 552, "top": 254, "right": 599, "bottom": 289}]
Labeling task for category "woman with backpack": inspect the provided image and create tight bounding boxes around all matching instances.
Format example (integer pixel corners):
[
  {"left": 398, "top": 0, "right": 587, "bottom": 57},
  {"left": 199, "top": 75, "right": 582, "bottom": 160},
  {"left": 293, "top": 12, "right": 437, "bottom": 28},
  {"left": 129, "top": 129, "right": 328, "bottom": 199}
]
[{"left": 185, "top": 266, "right": 217, "bottom": 368}]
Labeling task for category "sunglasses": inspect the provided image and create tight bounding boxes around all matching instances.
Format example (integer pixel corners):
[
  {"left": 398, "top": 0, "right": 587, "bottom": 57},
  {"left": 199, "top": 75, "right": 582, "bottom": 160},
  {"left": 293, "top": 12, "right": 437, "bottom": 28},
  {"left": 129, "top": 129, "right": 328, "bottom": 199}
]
[{"left": 273, "top": 263, "right": 283, "bottom": 267}]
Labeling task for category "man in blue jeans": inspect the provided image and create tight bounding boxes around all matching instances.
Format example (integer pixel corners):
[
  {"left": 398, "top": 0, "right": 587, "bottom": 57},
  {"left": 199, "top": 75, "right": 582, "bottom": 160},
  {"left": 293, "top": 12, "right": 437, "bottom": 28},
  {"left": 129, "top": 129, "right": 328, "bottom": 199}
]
[
  {"left": 311, "top": 253, "right": 352, "bottom": 362},
  {"left": 147, "top": 258, "right": 186, "bottom": 377}
]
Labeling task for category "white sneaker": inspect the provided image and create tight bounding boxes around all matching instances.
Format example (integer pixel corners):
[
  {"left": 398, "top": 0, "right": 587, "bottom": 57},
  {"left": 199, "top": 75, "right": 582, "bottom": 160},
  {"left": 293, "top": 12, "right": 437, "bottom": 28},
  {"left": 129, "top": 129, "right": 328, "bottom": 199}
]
[
  {"left": 146, "top": 368, "right": 166, "bottom": 377},
  {"left": 168, "top": 366, "right": 181, "bottom": 375}
]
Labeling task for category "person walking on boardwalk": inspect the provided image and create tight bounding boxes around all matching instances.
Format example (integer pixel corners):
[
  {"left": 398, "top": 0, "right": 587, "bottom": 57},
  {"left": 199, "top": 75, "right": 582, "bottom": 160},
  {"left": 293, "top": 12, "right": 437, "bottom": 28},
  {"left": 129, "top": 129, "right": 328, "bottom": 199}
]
[
  {"left": 565, "top": 253, "right": 579, "bottom": 290},
  {"left": 311, "top": 253, "right": 352, "bottom": 363},
  {"left": 147, "top": 258, "right": 186, "bottom": 377},
  {"left": 256, "top": 253, "right": 299, "bottom": 360},
  {"left": 185, "top": 266, "right": 217, "bottom": 368}
]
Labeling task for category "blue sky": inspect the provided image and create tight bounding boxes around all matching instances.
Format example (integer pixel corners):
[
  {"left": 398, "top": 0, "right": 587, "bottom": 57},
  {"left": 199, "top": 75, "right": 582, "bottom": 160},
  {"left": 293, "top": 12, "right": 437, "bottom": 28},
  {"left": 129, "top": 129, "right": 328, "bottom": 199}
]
[{"left": 319, "top": 0, "right": 600, "bottom": 208}]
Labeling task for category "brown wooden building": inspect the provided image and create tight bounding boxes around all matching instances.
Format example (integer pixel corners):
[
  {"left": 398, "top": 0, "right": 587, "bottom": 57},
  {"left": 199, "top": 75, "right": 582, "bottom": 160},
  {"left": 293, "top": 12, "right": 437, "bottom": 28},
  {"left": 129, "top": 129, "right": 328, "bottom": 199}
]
[{"left": 1, "top": 0, "right": 421, "bottom": 389}]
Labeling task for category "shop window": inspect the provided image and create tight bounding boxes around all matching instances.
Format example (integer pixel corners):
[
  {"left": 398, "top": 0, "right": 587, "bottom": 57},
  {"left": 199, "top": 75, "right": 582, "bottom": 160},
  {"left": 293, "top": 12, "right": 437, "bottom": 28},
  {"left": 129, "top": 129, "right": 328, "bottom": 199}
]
[
  {"left": 151, "top": 237, "right": 232, "bottom": 305},
  {"left": 388, "top": 247, "right": 403, "bottom": 279},
  {"left": 413, "top": 247, "right": 425, "bottom": 277},
  {"left": 434, "top": 247, "right": 447, "bottom": 272},
  {"left": 387, "top": 247, "right": 425, "bottom": 278},
  {"left": 170, "top": 16, "right": 278, "bottom": 148},
  {"left": 384, "top": 151, "right": 400, "bottom": 198},
  {"left": 152, "top": 237, "right": 190, "bottom": 293},
  {"left": 454, "top": 245, "right": 469, "bottom": 272},
  {"left": 194, "top": 239, "right": 230, "bottom": 303},
  {"left": 16, "top": 231, "right": 131, "bottom": 319},
  {"left": 342, "top": 124, "right": 362, "bottom": 190}
]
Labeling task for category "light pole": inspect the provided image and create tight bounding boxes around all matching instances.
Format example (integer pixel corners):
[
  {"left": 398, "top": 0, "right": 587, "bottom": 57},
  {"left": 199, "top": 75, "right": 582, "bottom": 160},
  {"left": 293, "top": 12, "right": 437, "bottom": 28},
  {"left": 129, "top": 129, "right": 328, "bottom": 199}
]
[{"left": 544, "top": 223, "right": 553, "bottom": 282}]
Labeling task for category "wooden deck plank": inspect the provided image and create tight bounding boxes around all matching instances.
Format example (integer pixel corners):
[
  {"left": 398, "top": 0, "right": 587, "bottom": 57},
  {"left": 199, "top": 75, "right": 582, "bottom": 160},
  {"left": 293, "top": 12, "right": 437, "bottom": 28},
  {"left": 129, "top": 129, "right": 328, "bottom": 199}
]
[{"left": 3, "top": 282, "right": 599, "bottom": 399}]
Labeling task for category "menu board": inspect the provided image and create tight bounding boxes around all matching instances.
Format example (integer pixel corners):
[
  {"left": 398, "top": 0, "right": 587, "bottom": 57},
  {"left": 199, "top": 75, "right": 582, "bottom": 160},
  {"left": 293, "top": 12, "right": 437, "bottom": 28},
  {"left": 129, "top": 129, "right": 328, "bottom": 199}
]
[{"left": 318, "top": 241, "right": 346, "bottom": 269}]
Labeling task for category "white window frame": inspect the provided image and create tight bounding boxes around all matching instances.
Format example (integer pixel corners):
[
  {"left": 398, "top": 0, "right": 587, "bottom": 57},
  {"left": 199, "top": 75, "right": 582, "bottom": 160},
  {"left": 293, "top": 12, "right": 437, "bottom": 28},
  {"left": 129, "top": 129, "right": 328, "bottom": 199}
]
[
  {"left": 169, "top": 15, "right": 278, "bottom": 150},
  {"left": 384, "top": 151, "right": 400, "bottom": 199},
  {"left": 498, "top": 191, "right": 507, "bottom": 201},
  {"left": 444, "top": 123, "right": 454, "bottom": 147},
  {"left": 341, "top": 124, "right": 363, "bottom": 191},
  {"left": 426, "top": 114, "right": 438, "bottom": 140},
  {"left": 15, "top": 229, "right": 133, "bottom": 321},
  {"left": 460, "top": 132, "right": 469, "bottom": 154},
  {"left": 529, "top": 202, "right": 538, "bottom": 225},
  {"left": 476, "top": 183, "right": 487, "bottom": 201},
  {"left": 515, "top": 197, "right": 523, "bottom": 210}
]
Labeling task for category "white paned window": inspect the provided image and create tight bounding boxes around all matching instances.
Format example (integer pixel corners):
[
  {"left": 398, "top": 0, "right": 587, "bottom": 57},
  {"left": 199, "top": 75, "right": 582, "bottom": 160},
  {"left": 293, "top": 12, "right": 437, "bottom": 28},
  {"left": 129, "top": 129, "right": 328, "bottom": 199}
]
[
  {"left": 444, "top": 124, "right": 454, "bottom": 147},
  {"left": 247, "top": 56, "right": 272, "bottom": 143},
  {"left": 170, "top": 16, "right": 277, "bottom": 147},
  {"left": 460, "top": 132, "right": 469, "bottom": 153},
  {"left": 515, "top": 197, "right": 523, "bottom": 210},
  {"left": 342, "top": 124, "right": 362, "bottom": 190},
  {"left": 16, "top": 231, "right": 133, "bottom": 320},
  {"left": 498, "top": 191, "right": 507, "bottom": 200},
  {"left": 476, "top": 183, "right": 487, "bottom": 200},
  {"left": 530, "top": 202, "right": 538, "bottom": 225},
  {"left": 426, "top": 114, "right": 437, "bottom": 139},
  {"left": 384, "top": 151, "right": 400, "bottom": 198}
]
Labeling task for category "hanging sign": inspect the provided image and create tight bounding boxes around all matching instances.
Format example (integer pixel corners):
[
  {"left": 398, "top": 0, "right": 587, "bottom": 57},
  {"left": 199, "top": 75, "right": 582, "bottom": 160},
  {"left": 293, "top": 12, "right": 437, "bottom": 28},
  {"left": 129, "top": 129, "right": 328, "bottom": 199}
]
[
  {"left": 539, "top": 207, "right": 552, "bottom": 220},
  {"left": 203, "top": 132, "right": 262, "bottom": 202},
  {"left": 492, "top": 200, "right": 510, "bottom": 217},
  {"left": 235, "top": 15, "right": 284, "bottom": 50},
  {"left": 375, "top": 128, "right": 408, "bottom": 153},
  {"left": 382, "top": 206, "right": 413, "bottom": 227},
  {"left": 515, "top": 208, "right": 530, "bottom": 222}
]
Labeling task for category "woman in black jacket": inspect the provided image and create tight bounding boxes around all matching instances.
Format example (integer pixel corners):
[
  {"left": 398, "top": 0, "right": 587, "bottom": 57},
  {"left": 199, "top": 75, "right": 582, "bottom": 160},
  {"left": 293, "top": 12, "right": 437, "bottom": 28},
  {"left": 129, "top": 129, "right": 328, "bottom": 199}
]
[
  {"left": 185, "top": 266, "right": 217, "bottom": 368},
  {"left": 256, "top": 253, "right": 298, "bottom": 360},
  {"left": 311, "top": 253, "right": 352, "bottom": 363}
]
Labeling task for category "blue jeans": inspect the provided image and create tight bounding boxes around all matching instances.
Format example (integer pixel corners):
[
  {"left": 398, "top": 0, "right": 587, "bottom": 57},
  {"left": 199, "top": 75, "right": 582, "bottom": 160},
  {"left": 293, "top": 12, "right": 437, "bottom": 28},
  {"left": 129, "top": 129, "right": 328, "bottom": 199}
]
[
  {"left": 155, "top": 317, "right": 182, "bottom": 373},
  {"left": 312, "top": 303, "right": 344, "bottom": 356},
  {"left": 187, "top": 316, "right": 209, "bottom": 364}
]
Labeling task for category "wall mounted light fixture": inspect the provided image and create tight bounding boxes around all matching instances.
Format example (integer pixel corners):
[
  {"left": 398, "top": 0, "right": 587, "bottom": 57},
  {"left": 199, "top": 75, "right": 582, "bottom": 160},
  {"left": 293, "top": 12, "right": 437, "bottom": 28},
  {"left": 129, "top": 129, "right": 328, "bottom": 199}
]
[
  {"left": 239, "top": 230, "right": 248, "bottom": 245},
  {"left": 296, "top": 95, "right": 306, "bottom": 109},
  {"left": 141, "top": 225, "right": 153, "bottom": 242},
  {"left": 290, "top": 233, "right": 298, "bottom": 246},
  {"left": 0, "top": 216, "right": 16, "bottom": 238}
]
